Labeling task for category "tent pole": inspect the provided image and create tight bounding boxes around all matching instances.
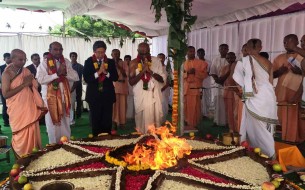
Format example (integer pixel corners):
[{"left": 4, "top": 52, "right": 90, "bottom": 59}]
[{"left": 62, "top": 11, "right": 65, "bottom": 37}]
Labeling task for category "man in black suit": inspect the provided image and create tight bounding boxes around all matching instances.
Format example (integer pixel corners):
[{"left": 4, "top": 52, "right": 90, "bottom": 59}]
[
  {"left": 26, "top": 53, "right": 40, "bottom": 77},
  {"left": 83, "top": 41, "right": 118, "bottom": 136},
  {"left": 0, "top": 53, "right": 11, "bottom": 128}
]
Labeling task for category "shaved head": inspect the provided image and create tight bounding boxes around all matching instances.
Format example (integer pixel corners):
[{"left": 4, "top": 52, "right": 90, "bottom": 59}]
[
  {"left": 284, "top": 34, "right": 298, "bottom": 42},
  {"left": 11, "top": 49, "right": 25, "bottom": 59},
  {"left": 284, "top": 34, "right": 299, "bottom": 52},
  {"left": 138, "top": 42, "right": 150, "bottom": 56},
  {"left": 10, "top": 49, "right": 27, "bottom": 68}
]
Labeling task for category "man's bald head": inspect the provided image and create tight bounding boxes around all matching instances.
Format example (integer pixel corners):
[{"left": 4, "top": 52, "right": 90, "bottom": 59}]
[
  {"left": 284, "top": 34, "right": 298, "bottom": 42},
  {"left": 138, "top": 42, "right": 150, "bottom": 56},
  {"left": 11, "top": 49, "right": 26, "bottom": 60},
  {"left": 10, "top": 49, "right": 27, "bottom": 67},
  {"left": 284, "top": 34, "right": 299, "bottom": 52}
]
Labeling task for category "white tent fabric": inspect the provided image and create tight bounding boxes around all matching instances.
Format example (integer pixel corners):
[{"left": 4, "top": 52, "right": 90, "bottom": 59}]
[
  {"left": 1, "top": 0, "right": 305, "bottom": 36},
  {"left": 152, "top": 10, "right": 305, "bottom": 62},
  {"left": 0, "top": 34, "right": 144, "bottom": 66}
]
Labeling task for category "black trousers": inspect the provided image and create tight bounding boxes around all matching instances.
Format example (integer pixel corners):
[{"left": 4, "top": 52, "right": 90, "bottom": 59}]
[
  {"left": 88, "top": 98, "right": 113, "bottom": 136},
  {"left": 1, "top": 93, "right": 9, "bottom": 125},
  {"left": 76, "top": 88, "right": 82, "bottom": 118}
]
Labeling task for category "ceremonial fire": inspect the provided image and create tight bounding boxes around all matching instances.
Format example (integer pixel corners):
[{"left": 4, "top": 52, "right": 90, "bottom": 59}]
[{"left": 122, "top": 122, "right": 192, "bottom": 170}]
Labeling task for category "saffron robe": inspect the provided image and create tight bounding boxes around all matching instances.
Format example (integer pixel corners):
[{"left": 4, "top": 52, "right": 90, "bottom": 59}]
[
  {"left": 113, "top": 60, "right": 129, "bottom": 125},
  {"left": 7, "top": 68, "right": 46, "bottom": 157},
  {"left": 273, "top": 53, "right": 305, "bottom": 142},
  {"left": 183, "top": 58, "right": 208, "bottom": 129}
]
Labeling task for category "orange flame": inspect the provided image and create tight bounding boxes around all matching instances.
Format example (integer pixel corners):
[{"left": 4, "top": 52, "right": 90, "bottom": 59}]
[{"left": 123, "top": 122, "right": 192, "bottom": 170}]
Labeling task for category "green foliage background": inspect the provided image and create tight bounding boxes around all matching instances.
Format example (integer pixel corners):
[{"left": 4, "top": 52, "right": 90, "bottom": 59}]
[
  {"left": 151, "top": 0, "right": 197, "bottom": 71},
  {"left": 49, "top": 15, "right": 144, "bottom": 47}
]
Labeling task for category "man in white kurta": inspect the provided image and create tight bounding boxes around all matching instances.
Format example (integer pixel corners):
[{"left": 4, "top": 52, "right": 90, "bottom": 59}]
[
  {"left": 129, "top": 43, "right": 165, "bottom": 133},
  {"left": 36, "top": 42, "right": 79, "bottom": 144},
  {"left": 233, "top": 39, "right": 278, "bottom": 158},
  {"left": 210, "top": 44, "right": 229, "bottom": 126},
  {"left": 158, "top": 53, "right": 171, "bottom": 123}
]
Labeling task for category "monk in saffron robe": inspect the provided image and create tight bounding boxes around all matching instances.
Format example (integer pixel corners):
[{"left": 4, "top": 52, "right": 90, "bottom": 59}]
[
  {"left": 220, "top": 52, "right": 238, "bottom": 132},
  {"left": 183, "top": 46, "right": 208, "bottom": 130},
  {"left": 273, "top": 34, "right": 305, "bottom": 143},
  {"left": 112, "top": 49, "right": 129, "bottom": 128},
  {"left": 233, "top": 44, "right": 248, "bottom": 132},
  {"left": 2, "top": 49, "right": 47, "bottom": 158},
  {"left": 129, "top": 43, "right": 165, "bottom": 133}
]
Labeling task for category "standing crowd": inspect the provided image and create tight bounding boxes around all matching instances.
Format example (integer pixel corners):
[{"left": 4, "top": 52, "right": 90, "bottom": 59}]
[{"left": 0, "top": 34, "right": 305, "bottom": 159}]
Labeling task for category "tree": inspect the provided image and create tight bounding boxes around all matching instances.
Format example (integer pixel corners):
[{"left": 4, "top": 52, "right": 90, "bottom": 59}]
[
  {"left": 49, "top": 15, "right": 144, "bottom": 46},
  {"left": 151, "top": 0, "right": 197, "bottom": 134}
]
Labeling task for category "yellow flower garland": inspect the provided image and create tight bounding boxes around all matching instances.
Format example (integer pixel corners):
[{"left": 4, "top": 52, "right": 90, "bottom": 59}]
[{"left": 137, "top": 62, "right": 151, "bottom": 72}]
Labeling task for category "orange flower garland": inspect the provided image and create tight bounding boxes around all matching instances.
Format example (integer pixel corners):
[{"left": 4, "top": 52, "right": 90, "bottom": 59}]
[
  {"left": 46, "top": 54, "right": 66, "bottom": 90},
  {"left": 137, "top": 55, "right": 152, "bottom": 90},
  {"left": 172, "top": 70, "right": 179, "bottom": 127}
]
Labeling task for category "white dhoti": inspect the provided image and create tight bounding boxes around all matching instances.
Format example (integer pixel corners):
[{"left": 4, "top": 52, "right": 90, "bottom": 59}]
[
  {"left": 201, "top": 76, "right": 212, "bottom": 117},
  {"left": 70, "top": 90, "right": 76, "bottom": 124},
  {"left": 36, "top": 57, "right": 79, "bottom": 144},
  {"left": 126, "top": 84, "right": 135, "bottom": 119},
  {"left": 213, "top": 86, "right": 227, "bottom": 126},
  {"left": 134, "top": 91, "right": 156, "bottom": 133},
  {"left": 44, "top": 101, "right": 71, "bottom": 144},
  {"left": 210, "top": 57, "right": 228, "bottom": 126},
  {"left": 133, "top": 57, "right": 164, "bottom": 133},
  {"left": 126, "top": 95, "right": 135, "bottom": 119},
  {"left": 161, "top": 87, "right": 170, "bottom": 123},
  {"left": 240, "top": 107, "right": 275, "bottom": 157},
  {"left": 234, "top": 56, "right": 278, "bottom": 158}
]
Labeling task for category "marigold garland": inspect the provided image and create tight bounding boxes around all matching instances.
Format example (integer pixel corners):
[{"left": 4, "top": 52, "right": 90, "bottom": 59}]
[
  {"left": 105, "top": 151, "right": 150, "bottom": 171},
  {"left": 47, "top": 54, "right": 66, "bottom": 90},
  {"left": 137, "top": 54, "right": 152, "bottom": 90},
  {"left": 105, "top": 151, "right": 127, "bottom": 168},
  {"left": 172, "top": 70, "right": 179, "bottom": 127},
  {"left": 92, "top": 54, "right": 108, "bottom": 91}
]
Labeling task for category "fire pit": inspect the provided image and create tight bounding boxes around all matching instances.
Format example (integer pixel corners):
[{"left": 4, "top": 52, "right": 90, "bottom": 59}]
[{"left": 105, "top": 124, "right": 192, "bottom": 171}]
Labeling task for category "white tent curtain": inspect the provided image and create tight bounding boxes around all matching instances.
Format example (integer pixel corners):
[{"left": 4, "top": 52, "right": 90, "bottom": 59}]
[
  {"left": 239, "top": 17, "right": 272, "bottom": 58},
  {"left": 187, "top": 28, "right": 211, "bottom": 60},
  {"left": 0, "top": 34, "right": 143, "bottom": 66},
  {"left": 151, "top": 35, "right": 168, "bottom": 57},
  {"left": 153, "top": 10, "right": 305, "bottom": 62},
  {"left": 210, "top": 23, "right": 239, "bottom": 58}
]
